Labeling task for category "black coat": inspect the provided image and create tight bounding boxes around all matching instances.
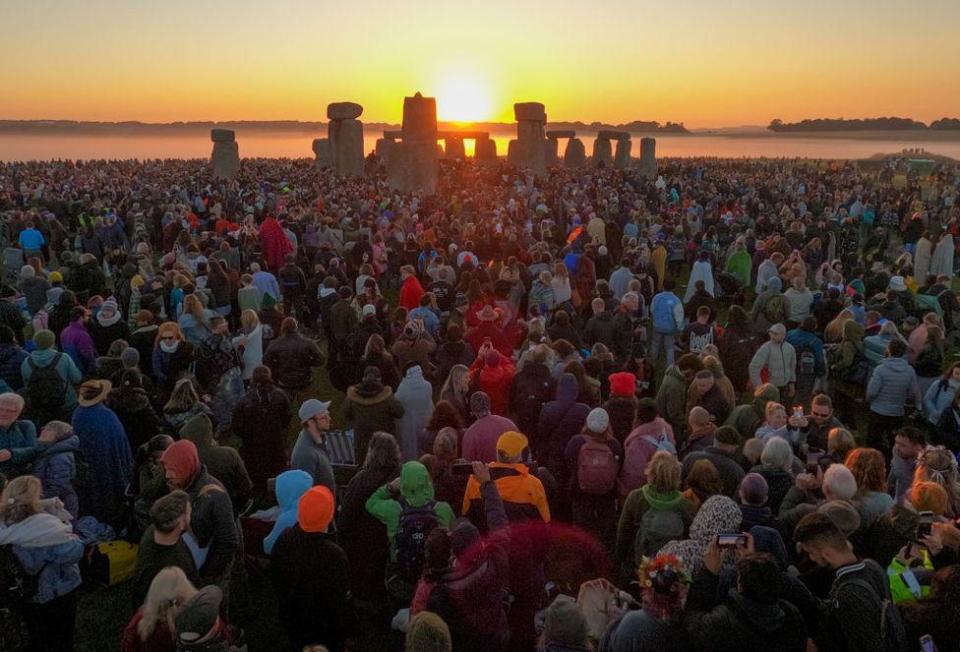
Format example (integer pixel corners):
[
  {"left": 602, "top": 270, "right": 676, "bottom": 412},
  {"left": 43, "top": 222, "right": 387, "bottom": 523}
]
[
  {"left": 263, "top": 333, "right": 326, "bottom": 390},
  {"left": 106, "top": 388, "right": 162, "bottom": 451},
  {"left": 510, "top": 363, "right": 555, "bottom": 440}
]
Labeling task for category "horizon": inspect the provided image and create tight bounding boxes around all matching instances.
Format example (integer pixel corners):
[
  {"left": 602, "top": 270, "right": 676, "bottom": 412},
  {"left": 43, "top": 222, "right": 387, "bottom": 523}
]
[{"left": 2, "top": 0, "right": 958, "bottom": 128}]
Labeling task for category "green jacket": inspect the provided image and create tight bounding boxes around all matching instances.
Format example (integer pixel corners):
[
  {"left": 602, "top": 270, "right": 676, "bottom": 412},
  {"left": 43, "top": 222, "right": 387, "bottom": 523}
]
[
  {"left": 365, "top": 461, "right": 455, "bottom": 540},
  {"left": 887, "top": 552, "right": 932, "bottom": 603},
  {"left": 615, "top": 485, "right": 694, "bottom": 583},
  {"left": 656, "top": 366, "right": 689, "bottom": 442}
]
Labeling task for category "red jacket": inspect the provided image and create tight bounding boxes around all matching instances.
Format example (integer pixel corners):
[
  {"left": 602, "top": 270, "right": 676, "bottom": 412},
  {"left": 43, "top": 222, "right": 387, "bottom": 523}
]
[
  {"left": 470, "top": 352, "right": 516, "bottom": 416},
  {"left": 399, "top": 275, "right": 425, "bottom": 310},
  {"left": 465, "top": 322, "right": 512, "bottom": 357}
]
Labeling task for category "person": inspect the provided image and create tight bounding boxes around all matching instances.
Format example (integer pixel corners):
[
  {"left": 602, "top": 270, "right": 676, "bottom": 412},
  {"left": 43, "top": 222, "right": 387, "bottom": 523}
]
[
  {"left": 461, "top": 391, "right": 518, "bottom": 464},
  {"left": 231, "top": 365, "right": 292, "bottom": 491},
  {"left": 31, "top": 419, "right": 80, "bottom": 519},
  {"left": 405, "top": 611, "right": 452, "bottom": 652},
  {"left": 923, "top": 361, "right": 960, "bottom": 428},
  {"left": 21, "top": 328, "right": 82, "bottom": 425},
  {"left": 398, "top": 265, "right": 425, "bottom": 310},
  {"left": 337, "top": 432, "right": 401, "bottom": 608},
  {"left": 91, "top": 297, "right": 130, "bottom": 355},
  {"left": 689, "top": 369, "right": 732, "bottom": 425},
  {"left": 342, "top": 366, "right": 405, "bottom": 463},
  {"left": 0, "top": 392, "right": 38, "bottom": 478},
  {"left": 619, "top": 398, "right": 676, "bottom": 494},
  {"left": 0, "top": 474, "right": 84, "bottom": 652},
  {"left": 793, "top": 511, "right": 909, "bottom": 652},
  {"left": 678, "top": 406, "right": 717, "bottom": 458},
  {"left": 107, "top": 369, "right": 162, "bottom": 452},
  {"left": 866, "top": 338, "right": 921, "bottom": 460},
  {"left": 683, "top": 549, "right": 807, "bottom": 652},
  {"left": 461, "top": 431, "right": 550, "bottom": 525},
  {"left": 751, "top": 437, "right": 796, "bottom": 515},
  {"left": 59, "top": 306, "right": 97, "bottom": 375},
  {"left": 888, "top": 427, "right": 926, "bottom": 502},
  {"left": 365, "top": 460, "right": 456, "bottom": 604},
  {"left": 290, "top": 398, "right": 337, "bottom": 497},
  {"left": 160, "top": 439, "right": 239, "bottom": 592},
  {"left": 602, "top": 553, "right": 694, "bottom": 651},
  {"left": 785, "top": 393, "right": 844, "bottom": 454},
  {"left": 660, "top": 495, "right": 743, "bottom": 576},
  {"left": 0, "top": 325, "right": 28, "bottom": 391},
  {"left": 681, "top": 425, "right": 745, "bottom": 498},
  {"left": 538, "top": 597, "right": 592, "bottom": 652},
  {"left": 271, "top": 485, "right": 358, "bottom": 652},
  {"left": 845, "top": 448, "right": 894, "bottom": 528},
  {"left": 173, "top": 584, "right": 238, "bottom": 651},
  {"left": 132, "top": 490, "right": 199, "bottom": 607},
  {"left": 262, "top": 317, "right": 325, "bottom": 404},
  {"left": 656, "top": 353, "right": 703, "bottom": 445},
  {"left": 152, "top": 321, "right": 196, "bottom": 402},
  {"left": 162, "top": 378, "right": 212, "bottom": 434},
  {"left": 232, "top": 309, "right": 264, "bottom": 384},
  {"left": 262, "top": 469, "right": 313, "bottom": 555},
  {"left": 122, "top": 567, "right": 198, "bottom": 652},
  {"left": 899, "top": 565, "right": 960, "bottom": 652},
  {"left": 650, "top": 279, "right": 684, "bottom": 368},
  {"left": 748, "top": 324, "right": 797, "bottom": 399},
  {"left": 180, "top": 414, "right": 252, "bottom": 511},
  {"left": 725, "top": 383, "right": 781, "bottom": 443},
  {"left": 361, "top": 333, "right": 401, "bottom": 390},
  {"left": 18, "top": 221, "right": 45, "bottom": 260},
  {"left": 754, "top": 402, "right": 790, "bottom": 443},
  {"left": 737, "top": 473, "right": 785, "bottom": 535},
  {"left": 786, "top": 316, "right": 825, "bottom": 407},
  {"left": 681, "top": 304, "right": 717, "bottom": 354},
  {"left": 395, "top": 364, "right": 434, "bottom": 461},
  {"left": 469, "top": 346, "right": 515, "bottom": 417},
  {"left": 510, "top": 344, "right": 556, "bottom": 445}
]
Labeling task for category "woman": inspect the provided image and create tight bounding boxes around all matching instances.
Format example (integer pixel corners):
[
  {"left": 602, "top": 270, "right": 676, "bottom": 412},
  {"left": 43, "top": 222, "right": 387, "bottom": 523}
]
[
  {"left": 750, "top": 437, "right": 796, "bottom": 515},
  {"left": 395, "top": 364, "right": 435, "bottom": 461},
  {"left": 420, "top": 400, "right": 465, "bottom": 457},
  {"left": 914, "top": 324, "right": 945, "bottom": 397},
  {"left": 913, "top": 446, "right": 960, "bottom": 517},
  {"left": 206, "top": 259, "right": 233, "bottom": 318},
  {"left": 564, "top": 408, "right": 623, "bottom": 549},
  {"left": 924, "top": 363, "right": 960, "bottom": 428},
  {"left": 682, "top": 458, "right": 725, "bottom": 512},
  {"left": 336, "top": 431, "right": 401, "bottom": 607},
  {"left": 162, "top": 378, "right": 213, "bottom": 434},
  {"left": 0, "top": 475, "right": 84, "bottom": 652},
  {"left": 439, "top": 364, "right": 472, "bottom": 424},
  {"left": 717, "top": 305, "right": 758, "bottom": 393},
  {"left": 864, "top": 321, "right": 905, "bottom": 368},
  {"left": 231, "top": 365, "right": 292, "bottom": 492},
  {"left": 551, "top": 261, "right": 573, "bottom": 308},
  {"left": 360, "top": 334, "right": 401, "bottom": 391},
  {"left": 433, "top": 324, "right": 475, "bottom": 385},
  {"left": 824, "top": 308, "right": 854, "bottom": 344},
  {"left": 232, "top": 309, "right": 264, "bottom": 384},
  {"left": 121, "top": 566, "right": 198, "bottom": 652},
  {"left": 659, "top": 495, "right": 742, "bottom": 577},
  {"left": 845, "top": 448, "right": 894, "bottom": 528},
  {"left": 90, "top": 298, "right": 130, "bottom": 357},
  {"left": 177, "top": 293, "right": 214, "bottom": 346},
  {"left": 106, "top": 369, "right": 162, "bottom": 453},
  {"left": 151, "top": 322, "right": 195, "bottom": 402}
]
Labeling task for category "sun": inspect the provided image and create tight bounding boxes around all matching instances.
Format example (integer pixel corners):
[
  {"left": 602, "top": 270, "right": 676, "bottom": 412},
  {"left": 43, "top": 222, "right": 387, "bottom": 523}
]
[{"left": 436, "top": 73, "right": 493, "bottom": 123}]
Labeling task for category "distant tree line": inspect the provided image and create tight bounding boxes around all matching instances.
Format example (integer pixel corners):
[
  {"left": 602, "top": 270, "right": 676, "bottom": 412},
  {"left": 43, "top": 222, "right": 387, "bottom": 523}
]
[{"left": 768, "top": 117, "right": 960, "bottom": 132}]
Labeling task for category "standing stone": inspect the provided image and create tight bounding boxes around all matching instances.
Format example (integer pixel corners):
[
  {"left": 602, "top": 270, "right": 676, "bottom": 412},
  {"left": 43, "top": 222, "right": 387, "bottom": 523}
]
[
  {"left": 445, "top": 136, "right": 465, "bottom": 160},
  {"left": 401, "top": 93, "right": 438, "bottom": 143},
  {"left": 513, "top": 102, "right": 547, "bottom": 175},
  {"left": 593, "top": 137, "right": 613, "bottom": 167},
  {"left": 639, "top": 137, "right": 657, "bottom": 178},
  {"left": 210, "top": 129, "right": 239, "bottom": 179},
  {"left": 475, "top": 137, "right": 497, "bottom": 164},
  {"left": 507, "top": 139, "right": 519, "bottom": 165},
  {"left": 545, "top": 137, "right": 559, "bottom": 166},
  {"left": 564, "top": 138, "right": 587, "bottom": 167},
  {"left": 312, "top": 138, "right": 330, "bottom": 169},
  {"left": 388, "top": 92, "right": 439, "bottom": 194},
  {"left": 614, "top": 136, "right": 632, "bottom": 169},
  {"left": 375, "top": 138, "right": 396, "bottom": 166},
  {"left": 326, "top": 102, "right": 365, "bottom": 178}
]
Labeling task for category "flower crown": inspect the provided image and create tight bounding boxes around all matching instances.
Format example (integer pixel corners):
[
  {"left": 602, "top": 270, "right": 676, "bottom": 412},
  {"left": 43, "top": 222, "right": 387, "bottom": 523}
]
[{"left": 637, "top": 554, "right": 691, "bottom": 591}]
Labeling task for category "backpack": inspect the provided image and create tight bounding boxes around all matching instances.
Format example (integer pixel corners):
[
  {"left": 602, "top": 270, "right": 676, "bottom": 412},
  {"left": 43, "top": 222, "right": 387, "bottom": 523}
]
[
  {"left": 844, "top": 350, "right": 870, "bottom": 386},
  {"left": 26, "top": 353, "right": 67, "bottom": 411},
  {"left": 577, "top": 439, "right": 619, "bottom": 495},
  {"left": 795, "top": 342, "right": 817, "bottom": 385},
  {"left": 635, "top": 503, "right": 686, "bottom": 559},
  {"left": 394, "top": 499, "right": 438, "bottom": 583},
  {"left": 762, "top": 294, "right": 788, "bottom": 325},
  {"left": 641, "top": 433, "right": 676, "bottom": 455},
  {"left": 835, "top": 578, "right": 909, "bottom": 652}
]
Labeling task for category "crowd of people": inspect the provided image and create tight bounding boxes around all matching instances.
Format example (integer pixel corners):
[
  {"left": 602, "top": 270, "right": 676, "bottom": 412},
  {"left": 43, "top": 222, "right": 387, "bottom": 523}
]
[{"left": 0, "top": 152, "right": 959, "bottom": 651}]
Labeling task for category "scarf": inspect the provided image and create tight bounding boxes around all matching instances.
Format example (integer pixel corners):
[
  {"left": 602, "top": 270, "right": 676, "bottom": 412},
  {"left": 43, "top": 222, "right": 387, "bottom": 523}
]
[{"left": 0, "top": 512, "right": 75, "bottom": 548}]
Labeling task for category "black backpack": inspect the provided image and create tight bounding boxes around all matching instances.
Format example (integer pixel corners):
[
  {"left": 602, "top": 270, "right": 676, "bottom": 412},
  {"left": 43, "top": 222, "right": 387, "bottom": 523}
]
[
  {"left": 795, "top": 342, "right": 817, "bottom": 385},
  {"left": 394, "top": 498, "right": 438, "bottom": 584},
  {"left": 26, "top": 353, "right": 67, "bottom": 411},
  {"left": 835, "top": 578, "right": 909, "bottom": 652}
]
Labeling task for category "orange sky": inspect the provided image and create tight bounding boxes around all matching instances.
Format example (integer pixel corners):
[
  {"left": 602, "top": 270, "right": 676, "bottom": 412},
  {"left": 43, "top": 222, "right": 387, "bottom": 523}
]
[{"left": 1, "top": 0, "right": 958, "bottom": 127}]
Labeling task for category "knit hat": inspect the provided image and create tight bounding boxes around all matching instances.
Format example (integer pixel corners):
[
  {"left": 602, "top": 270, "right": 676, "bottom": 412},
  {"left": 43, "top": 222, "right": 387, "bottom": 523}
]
[
  {"left": 406, "top": 611, "right": 452, "bottom": 652},
  {"left": 470, "top": 391, "right": 491, "bottom": 416},
  {"left": 542, "top": 596, "right": 589, "bottom": 648},
  {"left": 586, "top": 407, "right": 609, "bottom": 433},
  {"left": 121, "top": 347, "right": 140, "bottom": 369},
  {"left": 161, "top": 440, "right": 200, "bottom": 484},
  {"left": 496, "top": 431, "right": 528, "bottom": 459},
  {"left": 175, "top": 586, "right": 223, "bottom": 646},
  {"left": 817, "top": 500, "right": 861, "bottom": 537},
  {"left": 298, "top": 485, "right": 335, "bottom": 533},
  {"left": 33, "top": 329, "right": 55, "bottom": 351},
  {"left": 609, "top": 372, "right": 636, "bottom": 397},
  {"left": 298, "top": 398, "right": 331, "bottom": 423},
  {"left": 49, "top": 271, "right": 63, "bottom": 283}
]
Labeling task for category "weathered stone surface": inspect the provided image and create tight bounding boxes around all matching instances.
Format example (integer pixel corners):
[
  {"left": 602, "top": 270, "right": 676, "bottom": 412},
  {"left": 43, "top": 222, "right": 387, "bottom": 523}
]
[
  {"left": 516, "top": 118, "right": 547, "bottom": 174},
  {"left": 475, "top": 137, "right": 497, "bottom": 163},
  {"left": 375, "top": 138, "right": 396, "bottom": 165},
  {"left": 546, "top": 130, "right": 576, "bottom": 139},
  {"left": 383, "top": 130, "right": 403, "bottom": 140},
  {"left": 210, "top": 128, "right": 235, "bottom": 143},
  {"left": 564, "top": 138, "right": 587, "bottom": 167},
  {"left": 327, "top": 102, "right": 363, "bottom": 120},
  {"left": 638, "top": 137, "right": 657, "bottom": 178},
  {"left": 444, "top": 136, "right": 465, "bottom": 160},
  {"left": 545, "top": 137, "right": 559, "bottom": 166},
  {"left": 389, "top": 142, "right": 438, "bottom": 194},
  {"left": 507, "top": 139, "right": 519, "bottom": 165},
  {"left": 211, "top": 141, "right": 239, "bottom": 179},
  {"left": 597, "top": 129, "right": 630, "bottom": 141},
  {"left": 402, "top": 92, "right": 438, "bottom": 143},
  {"left": 333, "top": 118, "right": 364, "bottom": 178},
  {"left": 312, "top": 138, "right": 330, "bottom": 169},
  {"left": 614, "top": 137, "right": 632, "bottom": 169},
  {"left": 593, "top": 137, "right": 613, "bottom": 166},
  {"left": 514, "top": 102, "right": 546, "bottom": 122}
]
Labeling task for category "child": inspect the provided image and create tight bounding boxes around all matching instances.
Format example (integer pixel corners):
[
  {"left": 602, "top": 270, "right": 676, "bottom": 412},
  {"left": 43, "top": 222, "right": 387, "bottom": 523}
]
[{"left": 31, "top": 420, "right": 80, "bottom": 520}]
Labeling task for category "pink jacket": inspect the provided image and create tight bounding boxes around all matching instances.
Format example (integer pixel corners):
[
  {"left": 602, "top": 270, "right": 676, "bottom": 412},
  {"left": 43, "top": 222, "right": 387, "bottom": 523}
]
[{"left": 619, "top": 418, "right": 675, "bottom": 495}]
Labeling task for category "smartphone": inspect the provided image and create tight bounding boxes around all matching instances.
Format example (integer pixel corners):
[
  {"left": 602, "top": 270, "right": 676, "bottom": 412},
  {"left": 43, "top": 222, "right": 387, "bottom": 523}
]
[
  {"left": 920, "top": 634, "right": 938, "bottom": 652},
  {"left": 793, "top": 406, "right": 804, "bottom": 419},
  {"left": 716, "top": 534, "right": 747, "bottom": 548},
  {"left": 452, "top": 462, "right": 474, "bottom": 476},
  {"left": 917, "top": 511, "right": 934, "bottom": 541}
]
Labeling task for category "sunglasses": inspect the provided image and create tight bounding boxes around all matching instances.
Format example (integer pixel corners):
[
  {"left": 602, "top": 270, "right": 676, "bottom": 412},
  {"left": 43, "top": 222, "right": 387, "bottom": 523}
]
[{"left": 811, "top": 412, "right": 831, "bottom": 418}]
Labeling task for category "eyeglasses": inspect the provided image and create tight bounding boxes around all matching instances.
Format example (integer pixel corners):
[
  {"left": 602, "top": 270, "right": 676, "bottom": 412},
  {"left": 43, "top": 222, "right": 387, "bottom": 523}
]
[{"left": 811, "top": 412, "right": 831, "bottom": 418}]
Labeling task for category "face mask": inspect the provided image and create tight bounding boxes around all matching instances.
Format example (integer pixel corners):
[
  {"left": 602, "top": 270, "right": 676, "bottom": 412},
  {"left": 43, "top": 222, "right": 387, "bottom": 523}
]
[{"left": 160, "top": 340, "right": 180, "bottom": 353}]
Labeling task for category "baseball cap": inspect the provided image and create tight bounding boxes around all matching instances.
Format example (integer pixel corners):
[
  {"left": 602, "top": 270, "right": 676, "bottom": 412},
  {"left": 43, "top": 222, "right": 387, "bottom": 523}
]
[
  {"left": 298, "top": 398, "right": 331, "bottom": 423},
  {"left": 496, "top": 431, "right": 529, "bottom": 458}
]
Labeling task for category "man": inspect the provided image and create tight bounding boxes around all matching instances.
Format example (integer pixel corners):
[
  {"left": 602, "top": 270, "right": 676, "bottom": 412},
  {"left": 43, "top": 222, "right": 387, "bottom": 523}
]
[
  {"left": 584, "top": 297, "right": 616, "bottom": 350},
  {"left": 786, "top": 394, "right": 844, "bottom": 454},
  {"left": 18, "top": 221, "right": 45, "bottom": 260},
  {"left": 691, "top": 369, "right": 731, "bottom": 425},
  {"left": 290, "top": 398, "right": 337, "bottom": 498},
  {"left": 0, "top": 392, "right": 37, "bottom": 478},
  {"left": 649, "top": 279, "right": 684, "bottom": 368},
  {"left": 161, "top": 439, "right": 239, "bottom": 591},
  {"left": 682, "top": 305, "right": 716, "bottom": 354},
  {"left": 461, "top": 392, "right": 518, "bottom": 463},
  {"left": 866, "top": 338, "right": 921, "bottom": 461},
  {"left": 679, "top": 406, "right": 717, "bottom": 458},
  {"left": 749, "top": 324, "right": 797, "bottom": 399},
  {"left": 277, "top": 254, "right": 306, "bottom": 317},
  {"left": 684, "top": 279, "right": 719, "bottom": 323},
  {"left": 794, "top": 512, "right": 909, "bottom": 652},
  {"left": 611, "top": 292, "right": 640, "bottom": 366},
  {"left": 262, "top": 317, "right": 326, "bottom": 404},
  {"left": 250, "top": 262, "right": 280, "bottom": 305},
  {"left": 887, "top": 427, "right": 925, "bottom": 502},
  {"left": 462, "top": 431, "right": 550, "bottom": 524},
  {"left": 132, "top": 490, "right": 198, "bottom": 606},
  {"left": 682, "top": 426, "right": 745, "bottom": 497},
  {"left": 656, "top": 353, "right": 703, "bottom": 444},
  {"left": 608, "top": 258, "right": 635, "bottom": 300},
  {"left": 174, "top": 585, "right": 238, "bottom": 651},
  {"left": 180, "top": 414, "right": 252, "bottom": 511}
]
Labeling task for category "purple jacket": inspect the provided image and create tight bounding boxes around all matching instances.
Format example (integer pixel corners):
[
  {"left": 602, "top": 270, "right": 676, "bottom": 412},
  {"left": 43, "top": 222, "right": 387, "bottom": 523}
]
[{"left": 60, "top": 320, "right": 96, "bottom": 375}]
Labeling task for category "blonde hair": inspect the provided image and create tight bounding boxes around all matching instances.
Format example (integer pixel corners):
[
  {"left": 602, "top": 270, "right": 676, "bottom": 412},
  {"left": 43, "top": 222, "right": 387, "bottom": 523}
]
[
  {"left": 181, "top": 293, "right": 207, "bottom": 323},
  {"left": 137, "top": 567, "right": 198, "bottom": 641},
  {"left": 0, "top": 475, "right": 42, "bottom": 525},
  {"left": 765, "top": 402, "right": 786, "bottom": 420},
  {"left": 914, "top": 446, "right": 960, "bottom": 515},
  {"left": 364, "top": 333, "right": 389, "bottom": 358},
  {"left": 240, "top": 308, "right": 260, "bottom": 333},
  {"left": 42, "top": 420, "right": 73, "bottom": 442},
  {"left": 164, "top": 378, "right": 200, "bottom": 413},
  {"left": 646, "top": 450, "right": 682, "bottom": 493},
  {"left": 827, "top": 428, "right": 856, "bottom": 458},
  {"left": 441, "top": 364, "right": 471, "bottom": 398}
]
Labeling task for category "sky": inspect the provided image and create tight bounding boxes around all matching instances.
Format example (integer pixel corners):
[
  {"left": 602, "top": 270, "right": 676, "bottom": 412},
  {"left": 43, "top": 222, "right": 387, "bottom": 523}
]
[{"left": 1, "top": 0, "right": 958, "bottom": 128}]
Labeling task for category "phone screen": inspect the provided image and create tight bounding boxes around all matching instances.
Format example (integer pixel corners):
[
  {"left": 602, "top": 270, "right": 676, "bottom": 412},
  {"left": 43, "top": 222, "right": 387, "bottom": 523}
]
[
  {"left": 920, "top": 634, "right": 938, "bottom": 652},
  {"left": 716, "top": 534, "right": 746, "bottom": 548}
]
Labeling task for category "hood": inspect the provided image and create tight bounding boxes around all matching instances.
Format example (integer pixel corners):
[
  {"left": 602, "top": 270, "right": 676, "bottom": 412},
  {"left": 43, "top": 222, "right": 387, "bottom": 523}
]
[
  {"left": 347, "top": 384, "right": 392, "bottom": 404},
  {"left": 37, "top": 434, "right": 80, "bottom": 458},
  {"left": 689, "top": 495, "right": 742, "bottom": 544},
  {"left": 480, "top": 364, "right": 512, "bottom": 386},
  {"left": 640, "top": 485, "right": 687, "bottom": 510},
  {"left": 275, "top": 469, "right": 313, "bottom": 511},
  {"left": 883, "top": 356, "right": 912, "bottom": 372},
  {"left": 728, "top": 592, "right": 786, "bottom": 633},
  {"left": 765, "top": 276, "right": 782, "bottom": 292},
  {"left": 399, "top": 460, "right": 435, "bottom": 507},
  {"left": 180, "top": 413, "right": 214, "bottom": 447},
  {"left": 555, "top": 372, "right": 579, "bottom": 403},
  {"left": 843, "top": 320, "right": 864, "bottom": 344},
  {"left": 403, "top": 365, "right": 426, "bottom": 382},
  {"left": 752, "top": 385, "right": 781, "bottom": 413},
  {"left": 109, "top": 387, "right": 152, "bottom": 412},
  {"left": 749, "top": 525, "right": 788, "bottom": 568}
]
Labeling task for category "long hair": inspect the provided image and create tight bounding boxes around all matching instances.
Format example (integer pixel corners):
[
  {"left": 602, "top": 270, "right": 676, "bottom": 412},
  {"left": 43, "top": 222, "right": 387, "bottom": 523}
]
[
  {"left": 914, "top": 446, "right": 960, "bottom": 516},
  {"left": 154, "top": 321, "right": 185, "bottom": 347},
  {"left": 363, "top": 431, "right": 401, "bottom": 472},
  {"left": 440, "top": 364, "right": 470, "bottom": 399},
  {"left": 137, "top": 567, "right": 198, "bottom": 641},
  {"left": 240, "top": 308, "right": 260, "bottom": 334},
  {"left": 0, "top": 475, "right": 42, "bottom": 525},
  {"left": 364, "top": 333, "right": 389, "bottom": 359},
  {"left": 845, "top": 448, "right": 887, "bottom": 494},
  {"left": 164, "top": 378, "right": 200, "bottom": 413}
]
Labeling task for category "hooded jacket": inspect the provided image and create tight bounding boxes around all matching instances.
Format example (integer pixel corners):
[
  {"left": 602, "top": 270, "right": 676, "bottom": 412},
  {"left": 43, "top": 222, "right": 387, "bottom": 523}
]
[
  {"left": 725, "top": 384, "right": 780, "bottom": 441},
  {"left": 73, "top": 402, "right": 133, "bottom": 526},
  {"left": 107, "top": 386, "right": 162, "bottom": 452},
  {"left": 32, "top": 434, "right": 80, "bottom": 519},
  {"left": 620, "top": 418, "right": 676, "bottom": 494},
  {"left": 263, "top": 332, "right": 325, "bottom": 390},
  {"left": 511, "top": 362, "right": 556, "bottom": 439},
  {"left": 0, "top": 512, "right": 83, "bottom": 604},
  {"left": 538, "top": 373, "right": 591, "bottom": 474},
  {"left": 660, "top": 495, "right": 743, "bottom": 576},
  {"left": 394, "top": 365, "right": 434, "bottom": 461},
  {"left": 866, "top": 356, "right": 921, "bottom": 417},
  {"left": 471, "top": 350, "right": 515, "bottom": 417},
  {"left": 365, "top": 461, "right": 456, "bottom": 541},
  {"left": 263, "top": 470, "right": 313, "bottom": 554},
  {"left": 748, "top": 339, "right": 797, "bottom": 389},
  {"left": 343, "top": 380, "right": 405, "bottom": 462},
  {"left": 21, "top": 347, "right": 83, "bottom": 409},
  {"left": 833, "top": 320, "right": 867, "bottom": 397},
  {"left": 615, "top": 485, "right": 694, "bottom": 582},
  {"left": 181, "top": 414, "right": 252, "bottom": 508}
]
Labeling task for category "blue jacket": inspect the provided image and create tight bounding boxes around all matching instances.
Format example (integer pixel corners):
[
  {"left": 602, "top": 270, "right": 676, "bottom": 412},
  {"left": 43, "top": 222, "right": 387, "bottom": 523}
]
[
  {"left": 864, "top": 333, "right": 897, "bottom": 368},
  {"left": 651, "top": 291, "right": 682, "bottom": 334},
  {"left": 0, "top": 342, "right": 28, "bottom": 390},
  {"left": 866, "top": 357, "right": 921, "bottom": 417},
  {"left": 32, "top": 434, "right": 80, "bottom": 520},
  {"left": 14, "top": 537, "right": 84, "bottom": 604},
  {"left": 924, "top": 378, "right": 960, "bottom": 425},
  {"left": 264, "top": 469, "right": 313, "bottom": 555},
  {"left": 21, "top": 348, "right": 82, "bottom": 409},
  {"left": 72, "top": 404, "right": 133, "bottom": 525},
  {"left": 0, "top": 419, "right": 38, "bottom": 477},
  {"left": 785, "top": 329, "right": 826, "bottom": 376}
]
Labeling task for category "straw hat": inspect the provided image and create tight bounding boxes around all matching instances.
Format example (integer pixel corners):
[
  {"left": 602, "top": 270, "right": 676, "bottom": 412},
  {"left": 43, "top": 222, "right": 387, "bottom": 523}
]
[{"left": 78, "top": 379, "right": 112, "bottom": 407}]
